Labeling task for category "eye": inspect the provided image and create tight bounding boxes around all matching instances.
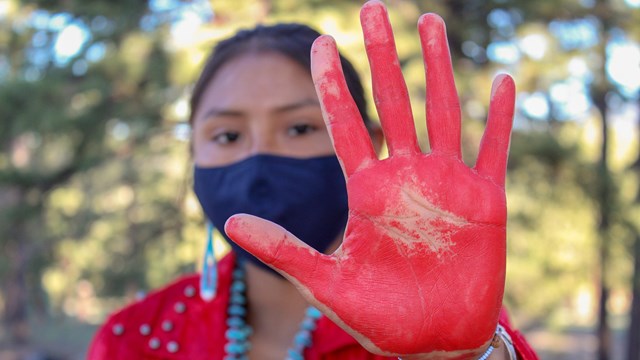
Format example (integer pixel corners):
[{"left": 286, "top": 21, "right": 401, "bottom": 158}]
[
  {"left": 287, "top": 123, "right": 318, "bottom": 137},
  {"left": 212, "top": 131, "right": 240, "bottom": 145}
]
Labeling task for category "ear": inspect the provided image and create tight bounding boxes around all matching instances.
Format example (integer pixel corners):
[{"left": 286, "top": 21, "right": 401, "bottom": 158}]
[{"left": 368, "top": 122, "right": 384, "bottom": 155}]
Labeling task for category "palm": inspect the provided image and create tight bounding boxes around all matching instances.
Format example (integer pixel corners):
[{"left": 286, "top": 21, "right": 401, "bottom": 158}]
[
  {"left": 323, "top": 154, "right": 507, "bottom": 356},
  {"left": 225, "top": 1, "right": 516, "bottom": 358}
]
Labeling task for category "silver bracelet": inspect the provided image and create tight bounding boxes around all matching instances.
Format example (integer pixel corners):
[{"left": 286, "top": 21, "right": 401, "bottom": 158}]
[{"left": 496, "top": 324, "right": 518, "bottom": 360}]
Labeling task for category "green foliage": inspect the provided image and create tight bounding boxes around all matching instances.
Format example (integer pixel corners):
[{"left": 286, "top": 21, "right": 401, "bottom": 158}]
[
  {"left": 0, "top": 0, "right": 195, "bottom": 339},
  {"left": 506, "top": 127, "right": 599, "bottom": 326}
]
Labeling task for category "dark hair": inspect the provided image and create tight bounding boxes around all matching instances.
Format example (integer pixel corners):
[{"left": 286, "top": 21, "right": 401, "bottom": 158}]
[{"left": 189, "top": 23, "right": 371, "bottom": 127}]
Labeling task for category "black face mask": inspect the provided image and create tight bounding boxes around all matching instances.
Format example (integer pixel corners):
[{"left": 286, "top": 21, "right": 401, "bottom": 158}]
[{"left": 193, "top": 154, "right": 349, "bottom": 273}]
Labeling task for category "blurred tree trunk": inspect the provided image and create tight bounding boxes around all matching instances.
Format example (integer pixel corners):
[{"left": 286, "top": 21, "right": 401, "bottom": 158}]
[
  {"left": 593, "top": 3, "right": 613, "bottom": 359},
  {"left": 593, "top": 1, "right": 616, "bottom": 358},
  {"left": 628, "top": 99, "right": 640, "bottom": 360},
  {"left": 0, "top": 188, "right": 29, "bottom": 345},
  {"left": 593, "top": 87, "right": 612, "bottom": 360},
  {"left": 3, "top": 207, "right": 29, "bottom": 345},
  {"left": 630, "top": 232, "right": 640, "bottom": 360},
  {"left": 1, "top": 181, "right": 66, "bottom": 345}
]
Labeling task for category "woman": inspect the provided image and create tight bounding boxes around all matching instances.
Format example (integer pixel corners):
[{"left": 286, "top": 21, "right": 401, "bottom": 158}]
[{"left": 88, "top": 1, "right": 538, "bottom": 359}]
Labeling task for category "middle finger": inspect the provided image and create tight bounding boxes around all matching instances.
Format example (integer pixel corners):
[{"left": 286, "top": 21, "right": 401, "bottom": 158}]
[{"left": 360, "top": 0, "right": 420, "bottom": 157}]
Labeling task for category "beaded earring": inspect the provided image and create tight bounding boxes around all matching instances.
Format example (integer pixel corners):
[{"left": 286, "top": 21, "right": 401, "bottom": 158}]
[{"left": 200, "top": 222, "right": 217, "bottom": 301}]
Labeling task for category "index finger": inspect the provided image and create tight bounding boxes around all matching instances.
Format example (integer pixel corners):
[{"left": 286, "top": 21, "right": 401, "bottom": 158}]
[
  {"left": 311, "top": 35, "right": 377, "bottom": 177},
  {"left": 418, "top": 13, "right": 462, "bottom": 158},
  {"left": 474, "top": 74, "right": 516, "bottom": 187}
]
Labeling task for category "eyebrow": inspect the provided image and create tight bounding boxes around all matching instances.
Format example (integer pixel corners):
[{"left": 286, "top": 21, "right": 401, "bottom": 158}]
[
  {"left": 273, "top": 99, "right": 320, "bottom": 113},
  {"left": 203, "top": 99, "right": 320, "bottom": 119}
]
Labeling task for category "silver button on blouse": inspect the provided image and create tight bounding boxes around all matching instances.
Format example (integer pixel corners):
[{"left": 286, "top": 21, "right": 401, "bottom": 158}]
[
  {"left": 148, "top": 337, "right": 161, "bottom": 349},
  {"left": 174, "top": 301, "right": 186, "bottom": 313},
  {"left": 139, "top": 324, "right": 151, "bottom": 336},
  {"left": 167, "top": 341, "right": 179, "bottom": 353},
  {"left": 112, "top": 324, "right": 124, "bottom": 336},
  {"left": 184, "top": 285, "right": 196, "bottom": 298},
  {"left": 162, "top": 320, "right": 173, "bottom": 332}
]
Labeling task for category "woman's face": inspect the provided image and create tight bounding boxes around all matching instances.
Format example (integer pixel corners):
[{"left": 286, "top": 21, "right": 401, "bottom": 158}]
[{"left": 192, "top": 52, "right": 334, "bottom": 167}]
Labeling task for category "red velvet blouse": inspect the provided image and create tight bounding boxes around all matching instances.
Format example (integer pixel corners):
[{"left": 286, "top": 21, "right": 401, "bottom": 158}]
[{"left": 88, "top": 255, "right": 538, "bottom": 360}]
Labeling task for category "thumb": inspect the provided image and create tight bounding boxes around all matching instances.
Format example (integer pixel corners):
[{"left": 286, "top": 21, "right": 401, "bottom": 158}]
[{"left": 224, "top": 214, "right": 333, "bottom": 287}]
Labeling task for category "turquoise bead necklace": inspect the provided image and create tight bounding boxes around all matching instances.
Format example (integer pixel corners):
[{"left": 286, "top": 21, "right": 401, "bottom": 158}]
[{"left": 223, "top": 265, "right": 322, "bottom": 360}]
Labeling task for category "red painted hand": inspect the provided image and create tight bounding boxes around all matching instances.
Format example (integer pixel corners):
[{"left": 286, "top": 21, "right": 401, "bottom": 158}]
[{"left": 225, "top": 1, "right": 516, "bottom": 358}]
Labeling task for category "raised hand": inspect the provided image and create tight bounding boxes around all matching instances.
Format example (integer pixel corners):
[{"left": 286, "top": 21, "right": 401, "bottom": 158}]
[{"left": 225, "top": 1, "right": 515, "bottom": 358}]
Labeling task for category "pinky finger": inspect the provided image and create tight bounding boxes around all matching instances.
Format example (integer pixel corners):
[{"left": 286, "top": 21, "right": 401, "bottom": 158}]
[
  {"left": 474, "top": 74, "right": 516, "bottom": 187},
  {"left": 311, "top": 35, "right": 377, "bottom": 177}
]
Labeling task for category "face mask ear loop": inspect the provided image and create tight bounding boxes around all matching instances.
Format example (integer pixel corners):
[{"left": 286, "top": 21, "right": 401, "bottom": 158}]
[{"left": 200, "top": 221, "right": 218, "bottom": 302}]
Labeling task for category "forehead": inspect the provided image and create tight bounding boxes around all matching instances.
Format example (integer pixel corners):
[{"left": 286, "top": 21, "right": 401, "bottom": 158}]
[{"left": 196, "top": 52, "right": 317, "bottom": 115}]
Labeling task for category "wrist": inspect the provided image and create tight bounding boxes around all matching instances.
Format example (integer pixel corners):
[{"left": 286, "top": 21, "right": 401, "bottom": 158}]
[{"left": 398, "top": 325, "right": 517, "bottom": 360}]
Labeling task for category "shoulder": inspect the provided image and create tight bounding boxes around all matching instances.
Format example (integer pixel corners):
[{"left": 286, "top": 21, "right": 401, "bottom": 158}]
[
  {"left": 87, "top": 274, "right": 199, "bottom": 359},
  {"left": 87, "top": 254, "right": 235, "bottom": 360}
]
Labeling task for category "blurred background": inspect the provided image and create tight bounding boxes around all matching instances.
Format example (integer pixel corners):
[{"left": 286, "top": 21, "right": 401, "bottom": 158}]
[{"left": 0, "top": 0, "right": 639, "bottom": 359}]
